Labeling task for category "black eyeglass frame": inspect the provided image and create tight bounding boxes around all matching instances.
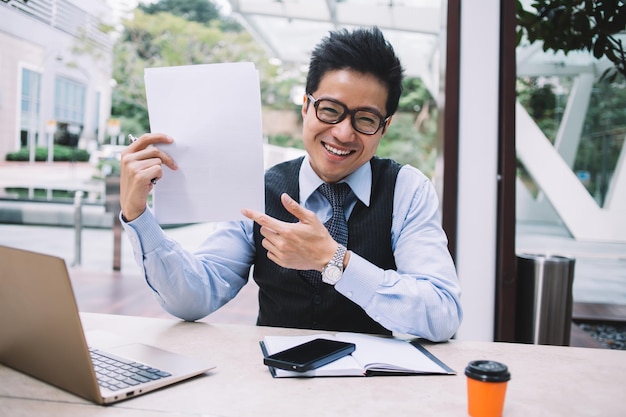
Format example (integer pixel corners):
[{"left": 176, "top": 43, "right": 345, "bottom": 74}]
[{"left": 306, "top": 94, "right": 390, "bottom": 135}]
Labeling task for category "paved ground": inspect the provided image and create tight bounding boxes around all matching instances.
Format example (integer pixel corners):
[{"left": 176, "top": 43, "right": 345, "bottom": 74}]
[{"left": 1, "top": 161, "right": 625, "bottom": 307}]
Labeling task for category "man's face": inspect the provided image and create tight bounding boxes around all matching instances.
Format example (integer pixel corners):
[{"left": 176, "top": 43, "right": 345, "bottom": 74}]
[{"left": 301, "top": 69, "right": 391, "bottom": 184}]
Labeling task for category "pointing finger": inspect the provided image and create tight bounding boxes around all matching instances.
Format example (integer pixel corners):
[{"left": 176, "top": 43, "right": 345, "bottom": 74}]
[
  {"left": 280, "top": 193, "right": 314, "bottom": 223},
  {"left": 241, "top": 209, "right": 281, "bottom": 233}
]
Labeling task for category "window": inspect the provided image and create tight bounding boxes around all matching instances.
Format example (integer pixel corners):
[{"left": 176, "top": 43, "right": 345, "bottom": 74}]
[
  {"left": 20, "top": 68, "right": 42, "bottom": 147},
  {"left": 54, "top": 76, "right": 86, "bottom": 147},
  {"left": 54, "top": 76, "right": 85, "bottom": 125}
]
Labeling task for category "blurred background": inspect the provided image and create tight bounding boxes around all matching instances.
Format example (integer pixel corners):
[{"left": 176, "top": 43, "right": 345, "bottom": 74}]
[{"left": 0, "top": 0, "right": 624, "bottom": 347}]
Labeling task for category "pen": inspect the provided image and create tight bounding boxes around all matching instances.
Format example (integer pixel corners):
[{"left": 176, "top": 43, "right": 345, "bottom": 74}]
[{"left": 128, "top": 134, "right": 158, "bottom": 185}]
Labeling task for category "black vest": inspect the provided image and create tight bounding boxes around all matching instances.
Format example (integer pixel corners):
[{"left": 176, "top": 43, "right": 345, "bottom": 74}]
[{"left": 253, "top": 157, "right": 401, "bottom": 335}]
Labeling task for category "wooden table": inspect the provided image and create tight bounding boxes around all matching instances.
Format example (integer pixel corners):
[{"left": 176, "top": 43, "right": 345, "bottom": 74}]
[{"left": 1, "top": 313, "right": 624, "bottom": 416}]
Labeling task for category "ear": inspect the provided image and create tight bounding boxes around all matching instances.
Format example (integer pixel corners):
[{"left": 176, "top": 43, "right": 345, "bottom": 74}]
[
  {"left": 381, "top": 116, "right": 393, "bottom": 135},
  {"left": 301, "top": 94, "right": 309, "bottom": 119}
]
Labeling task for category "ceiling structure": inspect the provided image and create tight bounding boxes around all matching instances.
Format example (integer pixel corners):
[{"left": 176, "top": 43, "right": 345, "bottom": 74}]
[
  {"left": 226, "top": 0, "right": 445, "bottom": 97},
  {"left": 226, "top": 0, "right": 624, "bottom": 95}
]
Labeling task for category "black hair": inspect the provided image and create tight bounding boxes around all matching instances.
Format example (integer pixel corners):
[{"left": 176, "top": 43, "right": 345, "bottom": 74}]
[{"left": 305, "top": 26, "right": 404, "bottom": 117}]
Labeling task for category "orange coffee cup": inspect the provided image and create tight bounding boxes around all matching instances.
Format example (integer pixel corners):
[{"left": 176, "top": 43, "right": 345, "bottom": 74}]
[{"left": 465, "top": 360, "right": 511, "bottom": 417}]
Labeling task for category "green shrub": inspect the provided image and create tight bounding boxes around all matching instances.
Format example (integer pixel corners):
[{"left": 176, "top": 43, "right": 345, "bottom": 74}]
[
  {"left": 96, "top": 158, "right": 121, "bottom": 177},
  {"left": 5, "top": 146, "right": 90, "bottom": 162},
  {"left": 267, "top": 133, "right": 304, "bottom": 150}
]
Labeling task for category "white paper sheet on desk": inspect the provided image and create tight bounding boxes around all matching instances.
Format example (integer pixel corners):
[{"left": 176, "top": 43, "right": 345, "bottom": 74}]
[{"left": 144, "top": 62, "right": 265, "bottom": 224}]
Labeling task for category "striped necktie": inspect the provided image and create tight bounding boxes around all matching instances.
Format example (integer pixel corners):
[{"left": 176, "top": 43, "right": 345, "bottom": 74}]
[
  {"left": 299, "top": 182, "right": 350, "bottom": 285},
  {"left": 318, "top": 182, "right": 350, "bottom": 246}
]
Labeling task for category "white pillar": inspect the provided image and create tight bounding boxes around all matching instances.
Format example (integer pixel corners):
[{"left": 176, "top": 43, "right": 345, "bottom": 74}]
[{"left": 454, "top": 0, "right": 501, "bottom": 341}]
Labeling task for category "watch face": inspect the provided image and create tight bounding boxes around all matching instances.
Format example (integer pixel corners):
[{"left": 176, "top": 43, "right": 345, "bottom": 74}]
[{"left": 323, "top": 265, "right": 342, "bottom": 284}]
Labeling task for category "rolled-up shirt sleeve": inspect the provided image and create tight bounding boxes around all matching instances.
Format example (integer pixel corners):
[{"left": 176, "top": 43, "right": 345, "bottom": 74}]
[{"left": 122, "top": 209, "right": 255, "bottom": 321}]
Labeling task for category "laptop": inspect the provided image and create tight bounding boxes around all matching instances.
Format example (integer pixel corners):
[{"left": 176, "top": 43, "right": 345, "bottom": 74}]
[{"left": 0, "top": 245, "right": 215, "bottom": 405}]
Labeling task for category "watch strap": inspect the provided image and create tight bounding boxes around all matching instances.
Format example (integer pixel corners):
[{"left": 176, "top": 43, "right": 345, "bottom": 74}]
[{"left": 329, "top": 244, "right": 347, "bottom": 269}]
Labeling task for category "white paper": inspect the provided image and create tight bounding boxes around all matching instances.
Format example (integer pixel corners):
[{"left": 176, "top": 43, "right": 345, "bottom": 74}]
[
  {"left": 144, "top": 62, "right": 265, "bottom": 224},
  {"left": 336, "top": 333, "right": 446, "bottom": 374}
]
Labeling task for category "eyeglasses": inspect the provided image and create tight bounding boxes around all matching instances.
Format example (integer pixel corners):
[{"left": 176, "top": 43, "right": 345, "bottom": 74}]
[{"left": 307, "top": 94, "right": 389, "bottom": 135}]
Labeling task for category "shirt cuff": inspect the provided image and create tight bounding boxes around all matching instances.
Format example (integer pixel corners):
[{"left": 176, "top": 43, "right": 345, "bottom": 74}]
[
  {"left": 334, "top": 252, "right": 383, "bottom": 306},
  {"left": 120, "top": 208, "right": 168, "bottom": 254}
]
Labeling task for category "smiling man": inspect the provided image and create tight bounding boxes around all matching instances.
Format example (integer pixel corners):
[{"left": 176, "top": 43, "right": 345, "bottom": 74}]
[{"left": 119, "top": 27, "right": 462, "bottom": 342}]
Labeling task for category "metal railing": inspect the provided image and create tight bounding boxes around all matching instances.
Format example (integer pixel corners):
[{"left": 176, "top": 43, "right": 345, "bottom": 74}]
[{"left": 72, "top": 190, "right": 83, "bottom": 266}]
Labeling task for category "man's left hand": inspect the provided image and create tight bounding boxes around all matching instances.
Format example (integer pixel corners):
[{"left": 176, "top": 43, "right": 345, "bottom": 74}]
[{"left": 242, "top": 193, "right": 339, "bottom": 271}]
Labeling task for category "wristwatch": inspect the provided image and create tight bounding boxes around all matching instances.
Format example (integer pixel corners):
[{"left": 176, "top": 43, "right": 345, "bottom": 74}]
[{"left": 321, "top": 244, "right": 347, "bottom": 285}]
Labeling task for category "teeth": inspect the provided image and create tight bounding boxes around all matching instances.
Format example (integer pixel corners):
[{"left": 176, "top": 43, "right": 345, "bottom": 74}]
[{"left": 324, "top": 143, "right": 351, "bottom": 156}]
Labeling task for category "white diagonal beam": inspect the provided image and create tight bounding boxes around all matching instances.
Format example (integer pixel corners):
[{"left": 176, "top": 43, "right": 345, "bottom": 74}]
[{"left": 517, "top": 101, "right": 626, "bottom": 242}]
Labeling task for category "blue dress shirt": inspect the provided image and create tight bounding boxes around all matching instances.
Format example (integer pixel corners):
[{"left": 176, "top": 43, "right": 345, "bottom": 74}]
[{"left": 122, "top": 157, "right": 462, "bottom": 341}]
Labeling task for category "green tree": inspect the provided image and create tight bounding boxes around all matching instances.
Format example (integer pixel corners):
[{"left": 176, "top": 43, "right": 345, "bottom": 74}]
[
  {"left": 139, "top": 0, "right": 220, "bottom": 24},
  {"left": 517, "top": 0, "right": 626, "bottom": 81},
  {"left": 516, "top": 1, "right": 626, "bottom": 202},
  {"left": 576, "top": 77, "right": 626, "bottom": 204},
  {"left": 378, "top": 111, "right": 437, "bottom": 176},
  {"left": 111, "top": 9, "right": 269, "bottom": 133},
  {"left": 378, "top": 77, "right": 438, "bottom": 175},
  {"left": 139, "top": 0, "right": 242, "bottom": 31},
  {"left": 398, "top": 77, "right": 433, "bottom": 113}
]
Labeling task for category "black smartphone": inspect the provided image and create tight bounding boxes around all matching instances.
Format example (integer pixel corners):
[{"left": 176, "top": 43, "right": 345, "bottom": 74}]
[{"left": 263, "top": 338, "right": 356, "bottom": 372}]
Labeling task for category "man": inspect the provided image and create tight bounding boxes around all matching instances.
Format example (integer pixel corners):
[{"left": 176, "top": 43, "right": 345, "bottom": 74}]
[{"left": 120, "top": 27, "right": 462, "bottom": 342}]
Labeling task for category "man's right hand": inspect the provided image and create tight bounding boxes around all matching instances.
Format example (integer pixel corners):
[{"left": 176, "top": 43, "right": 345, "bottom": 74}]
[
  {"left": 242, "top": 193, "right": 345, "bottom": 272},
  {"left": 120, "top": 133, "right": 178, "bottom": 221}
]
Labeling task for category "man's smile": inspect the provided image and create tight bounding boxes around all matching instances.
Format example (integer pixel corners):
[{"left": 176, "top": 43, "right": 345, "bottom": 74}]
[{"left": 323, "top": 142, "right": 354, "bottom": 157}]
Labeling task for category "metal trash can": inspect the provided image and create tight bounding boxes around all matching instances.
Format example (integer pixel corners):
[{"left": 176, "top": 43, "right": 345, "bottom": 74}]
[{"left": 515, "top": 254, "right": 576, "bottom": 346}]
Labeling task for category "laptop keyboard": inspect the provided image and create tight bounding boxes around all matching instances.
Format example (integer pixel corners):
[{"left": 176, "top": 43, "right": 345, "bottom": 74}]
[{"left": 89, "top": 348, "right": 172, "bottom": 391}]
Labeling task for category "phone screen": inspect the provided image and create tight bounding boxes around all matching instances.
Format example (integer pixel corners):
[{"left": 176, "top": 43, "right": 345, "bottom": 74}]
[{"left": 264, "top": 338, "right": 356, "bottom": 372}]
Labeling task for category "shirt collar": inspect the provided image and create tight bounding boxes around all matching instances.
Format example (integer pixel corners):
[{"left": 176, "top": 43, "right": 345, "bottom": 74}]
[{"left": 299, "top": 155, "right": 372, "bottom": 207}]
